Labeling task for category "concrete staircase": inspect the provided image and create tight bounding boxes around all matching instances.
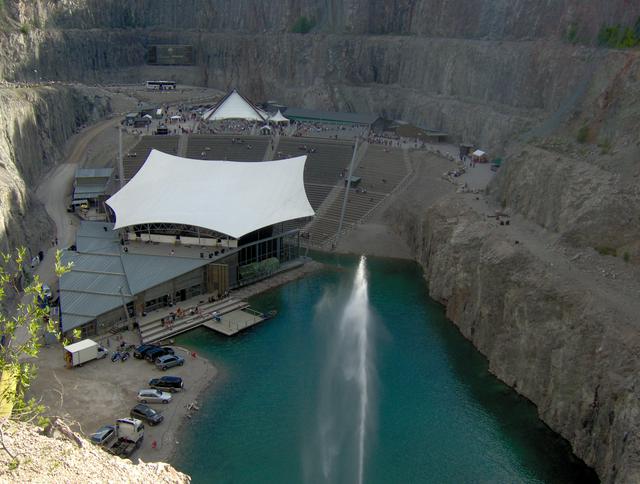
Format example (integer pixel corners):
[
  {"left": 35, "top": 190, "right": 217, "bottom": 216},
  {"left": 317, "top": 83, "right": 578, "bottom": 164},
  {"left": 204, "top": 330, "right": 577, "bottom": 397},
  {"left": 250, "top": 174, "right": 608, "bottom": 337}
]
[{"left": 139, "top": 297, "right": 249, "bottom": 343}]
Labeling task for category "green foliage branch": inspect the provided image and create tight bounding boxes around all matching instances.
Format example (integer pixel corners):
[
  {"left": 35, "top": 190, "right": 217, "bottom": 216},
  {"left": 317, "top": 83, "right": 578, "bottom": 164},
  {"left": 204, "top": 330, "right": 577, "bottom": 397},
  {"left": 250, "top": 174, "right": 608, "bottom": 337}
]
[{"left": 0, "top": 248, "right": 73, "bottom": 421}]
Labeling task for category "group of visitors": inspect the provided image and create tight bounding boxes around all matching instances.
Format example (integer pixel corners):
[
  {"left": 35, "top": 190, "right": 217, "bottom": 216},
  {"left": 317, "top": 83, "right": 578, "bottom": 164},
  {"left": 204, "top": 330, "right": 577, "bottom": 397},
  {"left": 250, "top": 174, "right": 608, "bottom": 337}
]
[{"left": 290, "top": 120, "right": 367, "bottom": 139}]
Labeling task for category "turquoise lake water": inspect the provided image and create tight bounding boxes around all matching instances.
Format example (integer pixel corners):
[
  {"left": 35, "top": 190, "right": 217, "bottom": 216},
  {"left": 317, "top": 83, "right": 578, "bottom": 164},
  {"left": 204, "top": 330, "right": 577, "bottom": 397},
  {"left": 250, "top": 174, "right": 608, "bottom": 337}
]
[{"left": 173, "top": 255, "right": 597, "bottom": 483}]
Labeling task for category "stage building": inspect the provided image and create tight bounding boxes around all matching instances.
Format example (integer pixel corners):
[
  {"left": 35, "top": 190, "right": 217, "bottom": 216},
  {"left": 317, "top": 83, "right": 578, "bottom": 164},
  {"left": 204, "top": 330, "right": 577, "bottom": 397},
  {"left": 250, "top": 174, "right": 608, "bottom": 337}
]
[{"left": 59, "top": 150, "right": 314, "bottom": 337}]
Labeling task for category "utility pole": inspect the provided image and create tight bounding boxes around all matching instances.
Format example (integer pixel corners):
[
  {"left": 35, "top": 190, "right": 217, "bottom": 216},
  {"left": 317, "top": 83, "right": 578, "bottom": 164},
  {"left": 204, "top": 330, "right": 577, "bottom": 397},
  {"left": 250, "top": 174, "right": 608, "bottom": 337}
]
[
  {"left": 335, "top": 136, "right": 359, "bottom": 248},
  {"left": 117, "top": 125, "right": 124, "bottom": 189},
  {"left": 118, "top": 286, "right": 131, "bottom": 329}
]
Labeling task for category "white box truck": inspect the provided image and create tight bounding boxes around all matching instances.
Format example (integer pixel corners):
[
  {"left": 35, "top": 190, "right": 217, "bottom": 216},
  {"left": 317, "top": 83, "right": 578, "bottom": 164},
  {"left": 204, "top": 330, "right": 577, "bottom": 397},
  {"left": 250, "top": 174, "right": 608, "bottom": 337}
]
[{"left": 64, "top": 339, "right": 107, "bottom": 367}]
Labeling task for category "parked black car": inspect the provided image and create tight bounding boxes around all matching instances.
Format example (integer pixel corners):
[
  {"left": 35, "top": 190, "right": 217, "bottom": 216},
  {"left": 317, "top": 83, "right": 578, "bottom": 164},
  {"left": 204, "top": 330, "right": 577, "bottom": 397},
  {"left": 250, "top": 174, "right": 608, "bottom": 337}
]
[
  {"left": 130, "top": 404, "right": 164, "bottom": 426},
  {"left": 149, "top": 376, "right": 184, "bottom": 393},
  {"left": 144, "top": 347, "right": 175, "bottom": 362},
  {"left": 133, "top": 344, "right": 159, "bottom": 359}
]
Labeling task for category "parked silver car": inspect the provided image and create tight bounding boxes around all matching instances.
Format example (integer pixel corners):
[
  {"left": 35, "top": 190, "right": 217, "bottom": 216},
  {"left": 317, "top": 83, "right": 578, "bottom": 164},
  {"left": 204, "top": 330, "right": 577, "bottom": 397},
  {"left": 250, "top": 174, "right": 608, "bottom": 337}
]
[
  {"left": 137, "top": 388, "right": 172, "bottom": 404},
  {"left": 90, "top": 425, "right": 116, "bottom": 446},
  {"left": 155, "top": 354, "right": 185, "bottom": 371}
]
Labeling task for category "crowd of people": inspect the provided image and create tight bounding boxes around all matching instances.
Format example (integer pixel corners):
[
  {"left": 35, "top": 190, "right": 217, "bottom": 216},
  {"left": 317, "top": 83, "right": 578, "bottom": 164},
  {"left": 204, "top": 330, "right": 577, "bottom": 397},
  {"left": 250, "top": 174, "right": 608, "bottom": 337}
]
[{"left": 290, "top": 120, "right": 367, "bottom": 139}]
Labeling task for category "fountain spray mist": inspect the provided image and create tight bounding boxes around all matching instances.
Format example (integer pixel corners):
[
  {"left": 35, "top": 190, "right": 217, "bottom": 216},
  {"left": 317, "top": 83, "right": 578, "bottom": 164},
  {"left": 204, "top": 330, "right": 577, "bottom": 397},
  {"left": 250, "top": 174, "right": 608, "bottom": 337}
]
[
  {"left": 306, "top": 256, "right": 374, "bottom": 484},
  {"left": 350, "top": 256, "right": 370, "bottom": 484}
]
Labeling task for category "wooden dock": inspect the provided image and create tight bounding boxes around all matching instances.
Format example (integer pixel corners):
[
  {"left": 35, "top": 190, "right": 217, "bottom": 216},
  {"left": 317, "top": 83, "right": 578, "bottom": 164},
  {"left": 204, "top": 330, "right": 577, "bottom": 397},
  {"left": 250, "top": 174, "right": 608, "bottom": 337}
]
[
  {"left": 201, "top": 308, "right": 268, "bottom": 336},
  {"left": 138, "top": 297, "right": 269, "bottom": 343}
]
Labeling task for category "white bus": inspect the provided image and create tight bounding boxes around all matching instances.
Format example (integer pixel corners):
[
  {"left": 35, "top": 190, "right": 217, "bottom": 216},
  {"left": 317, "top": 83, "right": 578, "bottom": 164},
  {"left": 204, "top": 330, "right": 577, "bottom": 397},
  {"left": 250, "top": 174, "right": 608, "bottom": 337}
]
[{"left": 145, "top": 80, "right": 177, "bottom": 91}]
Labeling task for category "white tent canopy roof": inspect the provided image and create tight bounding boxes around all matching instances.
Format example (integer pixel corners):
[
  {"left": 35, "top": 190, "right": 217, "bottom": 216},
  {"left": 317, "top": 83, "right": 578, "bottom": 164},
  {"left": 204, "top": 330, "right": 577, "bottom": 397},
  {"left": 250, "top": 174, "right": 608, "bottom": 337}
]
[
  {"left": 269, "top": 110, "right": 290, "bottom": 123},
  {"left": 106, "top": 150, "right": 314, "bottom": 239},
  {"left": 472, "top": 149, "right": 486, "bottom": 156},
  {"left": 203, "top": 89, "right": 265, "bottom": 122}
]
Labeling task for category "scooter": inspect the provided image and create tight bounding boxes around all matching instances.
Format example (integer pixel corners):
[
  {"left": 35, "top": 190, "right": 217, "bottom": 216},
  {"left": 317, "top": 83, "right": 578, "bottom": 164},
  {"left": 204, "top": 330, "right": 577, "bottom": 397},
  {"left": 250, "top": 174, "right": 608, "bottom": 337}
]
[{"left": 111, "top": 351, "right": 121, "bottom": 362}]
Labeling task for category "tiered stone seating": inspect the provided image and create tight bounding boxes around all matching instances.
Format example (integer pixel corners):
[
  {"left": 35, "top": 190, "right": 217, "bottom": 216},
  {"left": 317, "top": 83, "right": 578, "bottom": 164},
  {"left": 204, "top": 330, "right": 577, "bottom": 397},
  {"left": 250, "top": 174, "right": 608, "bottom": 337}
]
[
  {"left": 138, "top": 297, "right": 249, "bottom": 343},
  {"left": 352, "top": 145, "right": 407, "bottom": 194},
  {"left": 124, "top": 136, "right": 179, "bottom": 181},
  {"left": 304, "top": 145, "right": 409, "bottom": 245},
  {"left": 186, "top": 135, "right": 269, "bottom": 161},
  {"left": 276, "top": 137, "right": 354, "bottom": 185},
  {"left": 306, "top": 190, "right": 386, "bottom": 244}
]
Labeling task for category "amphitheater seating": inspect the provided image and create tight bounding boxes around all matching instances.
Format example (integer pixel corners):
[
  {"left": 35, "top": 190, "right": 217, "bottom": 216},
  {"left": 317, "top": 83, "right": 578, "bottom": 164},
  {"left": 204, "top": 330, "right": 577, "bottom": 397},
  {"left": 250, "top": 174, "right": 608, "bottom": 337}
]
[
  {"left": 124, "top": 136, "right": 179, "bottom": 181},
  {"left": 352, "top": 145, "right": 407, "bottom": 194},
  {"left": 304, "top": 145, "right": 409, "bottom": 245},
  {"left": 276, "top": 137, "right": 354, "bottom": 186},
  {"left": 306, "top": 190, "right": 386, "bottom": 245},
  {"left": 185, "top": 135, "right": 269, "bottom": 161}
]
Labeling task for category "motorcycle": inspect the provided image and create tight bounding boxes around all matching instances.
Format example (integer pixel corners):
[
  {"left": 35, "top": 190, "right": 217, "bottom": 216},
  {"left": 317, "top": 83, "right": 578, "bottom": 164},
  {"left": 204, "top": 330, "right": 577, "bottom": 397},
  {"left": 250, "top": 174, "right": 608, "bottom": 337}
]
[
  {"left": 111, "top": 351, "right": 121, "bottom": 362},
  {"left": 121, "top": 351, "right": 130, "bottom": 362}
]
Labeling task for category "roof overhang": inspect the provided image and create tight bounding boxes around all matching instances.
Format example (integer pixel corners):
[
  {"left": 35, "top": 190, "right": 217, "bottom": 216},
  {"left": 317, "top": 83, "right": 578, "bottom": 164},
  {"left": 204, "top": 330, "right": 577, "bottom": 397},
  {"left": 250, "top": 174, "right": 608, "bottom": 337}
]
[{"left": 106, "top": 150, "right": 315, "bottom": 239}]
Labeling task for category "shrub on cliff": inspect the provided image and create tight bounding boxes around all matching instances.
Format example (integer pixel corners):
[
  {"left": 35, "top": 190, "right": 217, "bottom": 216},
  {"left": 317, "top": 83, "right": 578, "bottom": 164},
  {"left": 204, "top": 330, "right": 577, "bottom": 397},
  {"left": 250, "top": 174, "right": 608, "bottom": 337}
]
[
  {"left": 597, "top": 19, "right": 640, "bottom": 48},
  {"left": 576, "top": 125, "right": 589, "bottom": 144},
  {"left": 0, "top": 249, "right": 72, "bottom": 422},
  {"left": 291, "top": 16, "right": 315, "bottom": 34},
  {"left": 566, "top": 23, "right": 578, "bottom": 44}
]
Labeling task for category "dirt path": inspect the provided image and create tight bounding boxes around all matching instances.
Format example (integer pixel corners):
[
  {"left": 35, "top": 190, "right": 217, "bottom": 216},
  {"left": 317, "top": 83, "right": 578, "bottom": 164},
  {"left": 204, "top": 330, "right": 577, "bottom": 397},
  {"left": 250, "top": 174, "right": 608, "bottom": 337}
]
[
  {"left": 463, "top": 194, "right": 640, "bottom": 328},
  {"left": 34, "top": 117, "right": 122, "bottom": 282}
]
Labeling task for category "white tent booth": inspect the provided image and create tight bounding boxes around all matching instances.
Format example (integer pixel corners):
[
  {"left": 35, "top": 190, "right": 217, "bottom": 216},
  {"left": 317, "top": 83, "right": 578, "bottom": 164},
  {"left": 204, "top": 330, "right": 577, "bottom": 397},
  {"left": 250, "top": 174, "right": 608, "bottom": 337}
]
[
  {"left": 268, "top": 110, "right": 290, "bottom": 124},
  {"left": 202, "top": 89, "right": 266, "bottom": 122},
  {"left": 106, "top": 149, "right": 314, "bottom": 289}
]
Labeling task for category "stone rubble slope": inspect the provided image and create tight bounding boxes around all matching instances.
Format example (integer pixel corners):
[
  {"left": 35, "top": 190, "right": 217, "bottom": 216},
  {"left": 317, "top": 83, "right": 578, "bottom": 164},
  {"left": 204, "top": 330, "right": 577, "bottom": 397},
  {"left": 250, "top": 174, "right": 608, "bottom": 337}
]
[{"left": 0, "top": 419, "right": 189, "bottom": 483}]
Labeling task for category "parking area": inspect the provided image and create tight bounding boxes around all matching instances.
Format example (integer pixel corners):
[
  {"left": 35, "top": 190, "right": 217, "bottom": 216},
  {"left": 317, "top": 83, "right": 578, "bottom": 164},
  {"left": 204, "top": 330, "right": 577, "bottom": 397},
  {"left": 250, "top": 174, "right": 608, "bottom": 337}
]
[{"left": 26, "top": 332, "right": 216, "bottom": 463}]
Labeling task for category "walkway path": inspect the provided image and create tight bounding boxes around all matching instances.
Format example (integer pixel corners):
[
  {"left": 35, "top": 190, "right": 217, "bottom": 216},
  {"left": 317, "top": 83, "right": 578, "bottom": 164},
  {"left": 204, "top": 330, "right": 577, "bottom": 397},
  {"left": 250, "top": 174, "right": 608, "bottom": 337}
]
[
  {"left": 35, "top": 117, "right": 122, "bottom": 282},
  {"left": 463, "top": 194, "right": 640, "bottom": 331}
]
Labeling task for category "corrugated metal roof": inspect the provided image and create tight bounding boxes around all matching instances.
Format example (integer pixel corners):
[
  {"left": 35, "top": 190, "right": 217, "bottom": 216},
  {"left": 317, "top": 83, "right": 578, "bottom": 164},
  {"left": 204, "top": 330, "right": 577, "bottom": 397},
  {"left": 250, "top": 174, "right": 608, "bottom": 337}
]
[
  {"left": 122, "top": 253, "right": 209, "bottom": 295},
  {"left": 60, "top": 221, "right": 212, "bottom": 332},
  {"left": 59, "top": 223, "right": 132, "bottom": 332},
  {"left": 283, "top": 107, "right": 379, "bottom": 125},
  {"left": 60, "top": 291, "right": 132, "bottom": 331},
  {"left": 75, "top": 168, "right": 113, "bottom": 179},
  {"left": 76, "top": 236, "right": 121, "bottom": 255},
  {"left": 63, "top": 252, "right": 124, "bottom": 273},
  {"left": 77, "top": 221, "right": 117, "bottom": 239},
  {"left": 74, "top": 182, "right": 109, "bottom": 200},
  {"left": 60, "top": 271, "right": 129, "bottom": 295}
]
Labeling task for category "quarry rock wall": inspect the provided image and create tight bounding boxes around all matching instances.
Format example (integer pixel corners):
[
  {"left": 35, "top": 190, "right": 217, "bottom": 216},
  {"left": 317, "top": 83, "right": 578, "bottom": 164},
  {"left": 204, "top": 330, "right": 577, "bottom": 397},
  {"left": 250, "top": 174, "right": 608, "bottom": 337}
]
[
  {"left": 390, "top": 196, "right": 640, "bottom": 483},
  {"left": 10, "top": 0, "right": 639, "bottom": 42},
  {"left": 0, "top": 0, "right": 638, "bottom": 151},
  {"left": 0, "top": 85, "right": 111, "bottom": 252},
  {"left": 0, "top": 27, "right": 628, "bottom": 151},
  {"left": 490, "top": 48, "right": 640, "bottom": 254},
  {"left": 0, "top": 2, "right": 637, "bottom": 480}
]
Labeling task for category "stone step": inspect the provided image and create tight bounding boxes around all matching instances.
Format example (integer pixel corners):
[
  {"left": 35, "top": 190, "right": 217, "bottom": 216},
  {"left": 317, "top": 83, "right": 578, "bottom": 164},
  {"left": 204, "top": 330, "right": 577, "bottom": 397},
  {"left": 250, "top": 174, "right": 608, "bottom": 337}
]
[{"left": 140, "top": 299, "right": 249, "bottom": 343}]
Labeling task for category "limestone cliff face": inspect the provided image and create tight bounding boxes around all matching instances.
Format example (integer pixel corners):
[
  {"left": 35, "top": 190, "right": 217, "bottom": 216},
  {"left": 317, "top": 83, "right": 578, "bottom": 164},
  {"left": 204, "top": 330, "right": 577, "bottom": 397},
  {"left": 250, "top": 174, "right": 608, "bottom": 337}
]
[
  {"left": 391, "top": 196, "right": 640, "bottom": 483},
  {"left": 14, "top": 0, "right": 640, "bottom": 40},
  {"left": 0, "top": 85, "right": 110, "bottom": 252},
  {"left": 490, "top": 48, "right": 640, "bottom": 255},
  {"left": 1, "top": 0, "right": 639, "bottom": 151}
]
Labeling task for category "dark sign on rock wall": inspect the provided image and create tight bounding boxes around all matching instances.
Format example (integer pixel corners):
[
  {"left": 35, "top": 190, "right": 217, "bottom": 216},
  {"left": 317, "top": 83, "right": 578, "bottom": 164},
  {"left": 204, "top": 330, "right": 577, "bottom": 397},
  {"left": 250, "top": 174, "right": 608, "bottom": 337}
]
[{"left": 147, "top": 45, "right": 194, "bottom": 65}]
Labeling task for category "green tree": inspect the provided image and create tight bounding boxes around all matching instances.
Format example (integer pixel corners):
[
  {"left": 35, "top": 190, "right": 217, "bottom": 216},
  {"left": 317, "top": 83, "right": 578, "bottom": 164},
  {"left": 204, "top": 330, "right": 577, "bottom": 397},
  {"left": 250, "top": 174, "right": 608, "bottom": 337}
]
[
  {"left": 566, "top": 22, "right": 578, "bottom": 44},
  {"left": 576, "top": 125, "right": 589, "bottom": 144},
  {"left": 291, "top": 16, "right": 315, "bottom": 34},
  {"left": 0, "top": 248, "right": 72, "bottom": 420}
]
